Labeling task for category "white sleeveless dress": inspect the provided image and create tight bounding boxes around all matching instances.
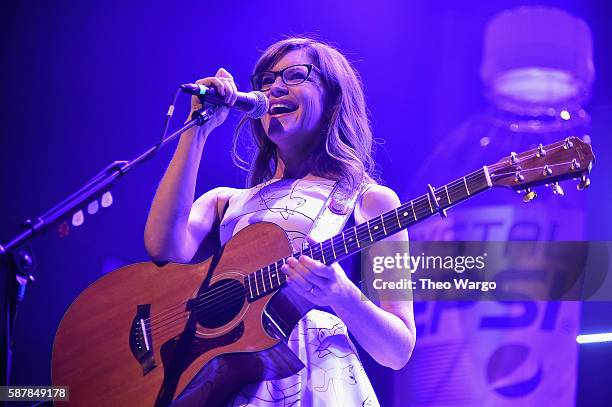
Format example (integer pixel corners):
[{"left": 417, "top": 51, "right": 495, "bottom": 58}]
[{"left": 219, "top": 177, "right": 380, "bottom": 407}]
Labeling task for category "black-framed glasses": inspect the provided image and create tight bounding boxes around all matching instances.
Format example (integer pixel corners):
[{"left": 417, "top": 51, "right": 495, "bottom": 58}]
[{"left": 251, "top": 64, "right": 320, "bottom": 91}]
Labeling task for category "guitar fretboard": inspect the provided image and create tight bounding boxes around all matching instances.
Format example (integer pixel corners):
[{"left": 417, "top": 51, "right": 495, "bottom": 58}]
[{"left": 244, "top": 167, "right": 492, "bottom": 301}]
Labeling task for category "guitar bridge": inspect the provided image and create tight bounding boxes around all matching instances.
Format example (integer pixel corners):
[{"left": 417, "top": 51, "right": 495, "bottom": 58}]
[{"left": 129, "top": 304, "right": 156, "bottom": 375}]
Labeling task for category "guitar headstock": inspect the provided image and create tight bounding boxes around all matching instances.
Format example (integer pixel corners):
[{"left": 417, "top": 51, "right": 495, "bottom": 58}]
[{"left": 488, "top": 137, "right": 595, "bottom": 201}]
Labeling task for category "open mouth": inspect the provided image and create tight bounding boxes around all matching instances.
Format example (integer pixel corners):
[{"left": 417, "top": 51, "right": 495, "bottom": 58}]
[{"left": 269, "top": 102, "right": 298, "bottom": 116}]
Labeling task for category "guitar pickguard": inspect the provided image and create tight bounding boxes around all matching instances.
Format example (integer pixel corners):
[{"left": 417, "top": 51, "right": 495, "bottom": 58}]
[
  {"left": 154, "top": 321, "right": 245, "bottom": 405},
  {"left": 161, "top": 321, "right": 244, "bottom": 373}
]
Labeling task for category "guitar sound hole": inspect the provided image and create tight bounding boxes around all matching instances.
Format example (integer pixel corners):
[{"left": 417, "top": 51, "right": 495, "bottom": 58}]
[{"left": 196, "top": 279, "right": 246, "bottom": 329}]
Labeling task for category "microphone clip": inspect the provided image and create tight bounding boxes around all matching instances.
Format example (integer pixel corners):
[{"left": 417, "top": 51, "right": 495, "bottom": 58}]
[{"left": 191, "top": 105, "right": 218, "bottom": 126}]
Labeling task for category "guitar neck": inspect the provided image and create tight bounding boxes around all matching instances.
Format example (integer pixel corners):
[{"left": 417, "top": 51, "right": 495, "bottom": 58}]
[{"left": 245, "top": 166, "right": 493, "bottom": 301}]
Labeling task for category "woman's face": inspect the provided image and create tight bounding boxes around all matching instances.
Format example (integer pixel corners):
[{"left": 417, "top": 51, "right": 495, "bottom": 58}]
[{"left": 259, "top": 49, "right": 327, "bottom": 153}]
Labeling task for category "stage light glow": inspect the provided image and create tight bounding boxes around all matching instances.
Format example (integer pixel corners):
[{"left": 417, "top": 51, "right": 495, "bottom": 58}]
[
  {"left": 576, "top": 333, "right": 612, "bottom": 344},
  {"left": 101, "top": 191, "right": 113, "bottom": 208},
  {"left": 72, "top": 210, "right": 84, "bottom": 227},
  {"left": 560, "top": 110, "right": 570, "bottom": 120},
  {"left": 87, "top": 200, "right": 99, "bottom": 215}
]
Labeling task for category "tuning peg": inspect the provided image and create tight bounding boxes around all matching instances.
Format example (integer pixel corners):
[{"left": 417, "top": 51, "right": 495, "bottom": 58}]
[
  {"left": 542, "top": 165, "right": 552, "bottom": 176},
  {"left": 523, "top": 188, "right": 537, "bottom": 203},
  {"left": 577, "top": 175, "right": 591, "bottom": 190},
  {"left": 550, "top": 182, "right": 564, "bottom": 196},
  {"left": 564, "top": 138, "right": 574, "bottom": 150},
  {"left": 514, "top": 172, "right": 524, "bottom": 183},
  {"left": 571, "top": 159, "right": 581, "bottom": 170},
  {"left": 536, "top": 143, "right": 546, "bottom": 157}
]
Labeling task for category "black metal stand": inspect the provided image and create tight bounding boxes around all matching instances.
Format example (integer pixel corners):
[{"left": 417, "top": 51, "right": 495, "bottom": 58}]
[{"left": 0, "top": 102, "right": 216, "bottom": 390}]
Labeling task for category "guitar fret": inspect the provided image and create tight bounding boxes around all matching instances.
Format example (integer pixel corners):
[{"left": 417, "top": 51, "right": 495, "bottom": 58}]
[
  {"left": 411, "top": 201, "right": 417, "bottom": 221},
  {"left": 319, "top": 243, "right": 325, "bottom": 264},
  {"left": 380, "top": 214, "right": 387, "bottom": 235},
  {"left": 280, "top": 259, "right": 287, "bottom": 285},
  {"left": 267, "top": 265, "right": 273, "bottom": 289},
  {"left": 394, "top": 208, "right": 402, "bottom": 229},
  {"left": 413, "top": 199, "right": 428, "bottom": 220},
  {"left": 384, "top": 212, "right": 398, "bottom": 235},
  {"left": 274, "top": 263, "right": 281, "bottom": 286},
  {"left": 370, "top": 218, "right": 383, "bottom": 239},
  {"left": 426, "top": 193, "right": 434, "bottom": 213},
  {"left": 260, "top": 270, "right": 266, "bottom": 292},
  {"left": 366, "top": 220, "right": 374, "bottom": 241},
  {"left": 445, "top": 185, "right": 451, "bottom": 204},
  {"left": 330, "top": 236, "right": 337, "bottom": 260},
  {"left": 463, "top": 176, "right": 470, "bottom": 195},
  {"left": 254, "top": 272, "right": 260, "bottom": 297},
  {"left": 342, "top": 231, "right": 348, "bottom": 254},
  {"left": 399, "top": 208, "right": 408, "bottom": 228},
  {"left": 436, "top": 191, "right": 445, "bottom": 212},
  {"left": 353, "top": 227, "right": 360, "bottom": 248},
  {"left": 309, "top": 245, "right": 315, "bottom": 261},
  {"left": 247, "top": 275, "right": 254, "bottom": 299}
]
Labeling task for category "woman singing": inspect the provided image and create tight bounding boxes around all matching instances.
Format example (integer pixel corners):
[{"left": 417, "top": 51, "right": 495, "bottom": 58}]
[{"left": 144, "top": 37, "right": 415, "bottom": 406}]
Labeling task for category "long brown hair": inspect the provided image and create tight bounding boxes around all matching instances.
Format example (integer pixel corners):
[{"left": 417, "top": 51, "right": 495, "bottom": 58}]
[{"left": 232, "top": 37, "right": 378, "bottom": 192}]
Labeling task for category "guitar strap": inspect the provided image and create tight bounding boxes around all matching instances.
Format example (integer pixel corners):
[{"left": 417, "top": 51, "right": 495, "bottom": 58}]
[{"left": 307, "top": 179, "right": 366, "bottom": 244}]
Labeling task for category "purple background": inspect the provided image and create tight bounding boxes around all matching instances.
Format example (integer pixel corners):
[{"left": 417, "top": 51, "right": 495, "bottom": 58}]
[{"left": 1, "top": 0, "right": 611, "bottom": 405}]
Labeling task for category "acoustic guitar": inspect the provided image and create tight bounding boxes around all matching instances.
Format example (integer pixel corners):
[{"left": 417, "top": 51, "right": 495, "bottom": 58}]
[{"left": 51, "top": 137, "right": 594, "bottom": 406}]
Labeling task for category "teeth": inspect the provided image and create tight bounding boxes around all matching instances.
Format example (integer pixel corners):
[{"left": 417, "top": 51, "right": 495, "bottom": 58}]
[
  {"left": 270, "top": 103, "right": 296, "bottom": 114},
  {"left": 272, "top": 103, "right": 292, "bottom": 109}
]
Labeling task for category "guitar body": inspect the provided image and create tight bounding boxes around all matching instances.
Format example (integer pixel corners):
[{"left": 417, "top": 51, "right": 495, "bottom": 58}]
[{"left": 52, "top": 222, "right": 312, "bottom": 406}]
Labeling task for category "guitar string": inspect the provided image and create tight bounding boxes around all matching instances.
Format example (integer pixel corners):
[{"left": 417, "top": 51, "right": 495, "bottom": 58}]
[
  {"left": 487, "top": 142, "right": 574, "bottom": 173},
  {"left": 144, "top": 164, "right": 582, "bottom": 337},
  {"left": 148, "top": 160, "right": 583, "bottom": 337},
  {"left": 141, "top": 165, "right": 491, "bottom": 328},
  {"left": 489, "top": 161, "right": 577, "bottom": 178},
  {"left": 142, "top": 160, "right": 536, "bottom": 337},
  {"left": 141, "top": 170, "right": 490, "bottom": 336},
  {"left": 141, "top": 144, "right": 580, "bottom": 334},
  {"left": 139, "top": 168, "right": 490, "bottom": 333},
  {"left": 146, "top": 167, "right": 585, "bottom": 337}
]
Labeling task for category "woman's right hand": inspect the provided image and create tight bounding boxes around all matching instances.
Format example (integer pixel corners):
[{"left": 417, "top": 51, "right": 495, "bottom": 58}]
[{"left": 187, "top": 67, "right": 238, "bottom": 137}]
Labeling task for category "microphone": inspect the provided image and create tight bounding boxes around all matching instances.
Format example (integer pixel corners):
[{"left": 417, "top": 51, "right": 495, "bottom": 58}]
[{"left": 180, "top": 83, "right": 269, "bottom": 119}]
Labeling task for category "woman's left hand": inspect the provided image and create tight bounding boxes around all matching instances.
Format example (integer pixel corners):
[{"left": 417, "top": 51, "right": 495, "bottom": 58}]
[{"left": 281, "top": 238, "right": 360, "bottom": 309}]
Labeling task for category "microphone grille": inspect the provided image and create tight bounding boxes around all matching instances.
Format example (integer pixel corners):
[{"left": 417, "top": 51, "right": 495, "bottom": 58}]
[{"left": 247, "top": 91, "right": 269, "bottom": 119}]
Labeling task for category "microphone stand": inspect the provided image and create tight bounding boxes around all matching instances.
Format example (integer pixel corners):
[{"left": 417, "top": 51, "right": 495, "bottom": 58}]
[{"left": 0, "top": 102, "right": 216, "bottom": 394}]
